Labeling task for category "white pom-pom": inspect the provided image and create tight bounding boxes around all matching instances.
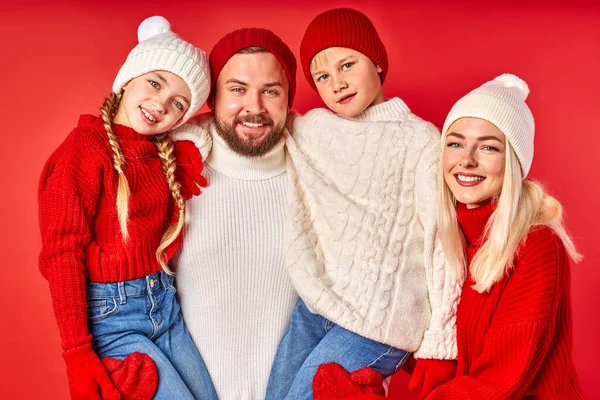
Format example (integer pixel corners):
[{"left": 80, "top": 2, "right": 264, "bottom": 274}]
[
  {"left": 493, "top": 73, "right": 530, "bottom": 100},
  {"left": 137, "top": 16, "right": 171, "bottom": 43}
]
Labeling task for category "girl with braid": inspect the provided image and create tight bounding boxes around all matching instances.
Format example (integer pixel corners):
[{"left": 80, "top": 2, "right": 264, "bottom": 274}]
[{"left": 38, "top": 16, "right": 217, "bottom": 400}]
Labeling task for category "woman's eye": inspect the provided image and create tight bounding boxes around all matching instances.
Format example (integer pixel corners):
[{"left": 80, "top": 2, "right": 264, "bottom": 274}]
[
  {"left": 149, "top": 80, "right": 160, "bottom": 89},
  {"left": 483, "top": 145, "right": 498, "bottom": 151},
  {"left": 447, "top": 142, "right": 461, "bottom": 148}
]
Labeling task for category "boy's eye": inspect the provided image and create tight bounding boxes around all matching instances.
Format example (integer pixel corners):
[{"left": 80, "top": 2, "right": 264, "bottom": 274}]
[
  {"left": 149, "top": 80, "right": 160, "bottom": 89},
  {"left": 316, "top": 74, "right": 329, "bottom": 82},
  {"left": 341, "top": 62, "right": 354, "bottom": 71},
  {"left": 173, "top": 100, "right": 184, "bottom": 111}
]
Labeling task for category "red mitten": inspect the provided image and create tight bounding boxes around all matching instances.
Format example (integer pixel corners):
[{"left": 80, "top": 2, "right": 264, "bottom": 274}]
[
  {"left": 313, "top": 363, "right": 386, "bottom": 400},
  {"left": 174, "top": 140, "right": 207, "bottom": 200},
  {"left": 102, "top": 352, "right": 158, "bottom": 400},
  {"left": 408, "top": 359, "right": 457, "bottom": 400},
  {"left": 62, "top": 343, "right": 121, "bottom": 400}
]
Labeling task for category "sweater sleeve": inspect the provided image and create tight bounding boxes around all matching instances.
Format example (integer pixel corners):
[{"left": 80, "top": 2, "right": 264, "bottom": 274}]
[
  {"left": 38, "top": 128, "right": 104, "bottom": 352},
  {"left": 426, "top": 229, "right": 565, "bottom": 399},
  {"left": 413, "top": 126, "right": 461, "bottom": 360},
  {"left": 170, "top": 113, "right": 213, "bottom": 160}
]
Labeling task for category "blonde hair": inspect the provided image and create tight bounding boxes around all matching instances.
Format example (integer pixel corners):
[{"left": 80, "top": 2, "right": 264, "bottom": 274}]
[
  {"left": 438, "top": 141, "right": 582, "bottom": 293},
  {"left": 100, "top": 92, "right": 185, "bottom": 275}
]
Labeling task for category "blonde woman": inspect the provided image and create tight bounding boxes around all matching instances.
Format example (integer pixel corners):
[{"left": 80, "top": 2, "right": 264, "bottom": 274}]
[
  {"left": 38, "top": 16, "right": 217, "bottom": 400},
  {"left": 418, "top": 74, "right": 583, "bottom": 398}
]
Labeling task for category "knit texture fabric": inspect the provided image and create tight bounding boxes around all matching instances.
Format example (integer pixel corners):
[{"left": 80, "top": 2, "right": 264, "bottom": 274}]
[
  {"left": 38, "top": 115, "right": 176, "bottom": 353},
  {"left": 285, "top": 98, "right": 460, "bottom": 359},
  {"left": 300, "top": 8, "right": 388, "bottom": 91},
  {"left": 428, "top": 201, "right": 583, "bottom": 398},
  {"left": 113, "top": 16, "right": 210, "bottom": 127},
  {"left": 171, "top": 115, "right": 298, "bottom": 399},
  {"left": 207, "top": 28, "right": 297, "bottom": 109}
]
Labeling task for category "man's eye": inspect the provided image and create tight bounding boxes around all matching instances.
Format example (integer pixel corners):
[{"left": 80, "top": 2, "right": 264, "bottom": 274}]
[
  {"left": 231, "top": 87, "right": 244, "bottom": 93},
  {"left": 264, "top": 89, "right": 279, "bottom": 95}
]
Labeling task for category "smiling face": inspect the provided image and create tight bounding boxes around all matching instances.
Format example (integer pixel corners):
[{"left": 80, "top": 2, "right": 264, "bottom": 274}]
[
  {"left": 443, "top": 118, "right": 507, "bottom": 208},
  {"left": 113, "top": 71, "right": 191, "bottom": 135},
  {"left": 213, "top": 51, "right": 289, "bottom": 157},
  {"left": 310, "top": 47, "right": 384, "bottom": 117}
]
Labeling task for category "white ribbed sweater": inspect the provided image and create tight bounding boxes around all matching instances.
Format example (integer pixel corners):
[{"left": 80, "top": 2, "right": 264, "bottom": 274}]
[
  {"left": 285, "top": 98, "right": 460, "bottom": 359},
  {"left": 172, "top": 115, "right": 298, "bottom": 399}
]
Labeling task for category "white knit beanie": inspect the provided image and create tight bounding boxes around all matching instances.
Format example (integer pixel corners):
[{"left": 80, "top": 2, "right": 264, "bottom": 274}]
[
  {"left": 442, "top": 74, "right": 535, "bottom": 177},
  {"left": 113, "top": 16, "right": 210, "bottom": 128}
]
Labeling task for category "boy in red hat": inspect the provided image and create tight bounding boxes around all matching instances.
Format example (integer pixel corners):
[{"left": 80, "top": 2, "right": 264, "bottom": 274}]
[{"left": 266, "top": 8, "right": 459, "bottom": 400}]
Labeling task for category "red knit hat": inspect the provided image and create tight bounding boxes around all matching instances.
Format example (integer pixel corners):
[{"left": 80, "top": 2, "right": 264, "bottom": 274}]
[
  {"left": 300, "top": 8, "right": 388, "bottom": 91},
  {"left": 207, "top": 28, "right": 297, "bottom": 109}
]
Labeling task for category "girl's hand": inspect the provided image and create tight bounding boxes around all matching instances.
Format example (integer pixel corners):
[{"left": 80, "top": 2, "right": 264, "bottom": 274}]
[
  {"left": 62, "top": 343, "right": 121, "bottom": 400},
  {"left": 408, "top": 358, "right": 457, "bottom": 399}
]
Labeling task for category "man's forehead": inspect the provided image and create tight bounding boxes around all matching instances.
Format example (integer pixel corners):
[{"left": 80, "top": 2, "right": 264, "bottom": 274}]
[{"left": 219, "top": 52, "right": 287, "bottom": 83}]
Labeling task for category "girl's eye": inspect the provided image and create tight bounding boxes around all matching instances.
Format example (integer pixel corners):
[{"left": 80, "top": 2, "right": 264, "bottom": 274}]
[
  {"left": 149, "top": 80, "right": 160, "bottom": 89},
  {"left": 316, "top": 74, "right": 329, "bottom": 82},
  {"left": 173, "top": 100, "right": 183, "bottom": 111},
  {"left": 341, "top": 62, "right": 354, "bottom": 71},
  {"left": 482, "top": 145, "right": 498, "bottom": 151}
]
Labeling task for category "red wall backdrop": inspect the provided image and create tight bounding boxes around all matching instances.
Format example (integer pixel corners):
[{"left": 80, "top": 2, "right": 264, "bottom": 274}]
[{"left": 1, "top": 0, "right": 598, "bottom": 398}]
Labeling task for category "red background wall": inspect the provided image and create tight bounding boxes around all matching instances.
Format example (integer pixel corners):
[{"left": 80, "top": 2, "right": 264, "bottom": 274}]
[{"left": 1, "top": 0, "right": 598, "bottom": 398}]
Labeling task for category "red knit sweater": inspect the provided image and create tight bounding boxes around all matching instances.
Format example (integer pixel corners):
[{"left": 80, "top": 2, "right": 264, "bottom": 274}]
[
  {"left": 38, "top": 115, "right": 178, "bottom": 353},
  {"left": 427, "top": 201, "right": 583, "bottom": 399}
]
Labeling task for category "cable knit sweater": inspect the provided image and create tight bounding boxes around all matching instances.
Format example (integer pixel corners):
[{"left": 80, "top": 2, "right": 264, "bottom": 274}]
[
  {"left": 38, "top": 114, "right": 174, "bottom": 353},
  {"left": 428, "top": 201, "right": 583, "bottom": 399},
  {"left": 285, "top": 98, "right": 460, "bottom": 359},
  {"left": 171, "top": 114, "right": 298, "bottom": 399}
]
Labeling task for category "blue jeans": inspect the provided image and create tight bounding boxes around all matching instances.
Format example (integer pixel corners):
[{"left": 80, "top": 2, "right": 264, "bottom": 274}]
[
  {"left": 265, "top": 299, "right": 410, "bottom": 400},
  {"left": 86, "top": 271, "right": 218, "bottom": 400}
]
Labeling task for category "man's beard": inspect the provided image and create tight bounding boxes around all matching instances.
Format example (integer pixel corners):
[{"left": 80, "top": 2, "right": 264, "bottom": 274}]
[{"left": 214, "top": 112, "right": 285, "bottom": 158}]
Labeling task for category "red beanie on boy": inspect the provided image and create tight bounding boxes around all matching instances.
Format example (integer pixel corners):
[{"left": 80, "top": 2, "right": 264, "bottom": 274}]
[
  {"left": 300, "top": 8, "right": 388, "bottom": 91},
  {"left": 207, "top": 28, "right": 297, "bottom": 109}
]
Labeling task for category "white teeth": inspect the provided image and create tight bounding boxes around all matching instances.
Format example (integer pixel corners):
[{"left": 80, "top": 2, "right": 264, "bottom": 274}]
[
  {"left": 142, "top": 108, "right": 157, "bottom": 122},
  {"left": 457, "top": 175, "right": 484, "bottom": 182},
  {"left": 242, "top": 122, "right": 264, "bottom": 128}
]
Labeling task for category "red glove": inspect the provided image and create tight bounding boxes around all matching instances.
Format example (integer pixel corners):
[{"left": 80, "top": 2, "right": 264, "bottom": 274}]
[
  {"left": 313, "top": 362, "right": 386, "bottom": 400},
  {"left": 62, "top": 343, "right": 121, "bottom": 400},
  {"left": 408, "top": 359, "right": 457, "bottom": 400},
  {"left": 102, "top": 352, "right": 158, "bottom": 400},
  {"left": 174, "top": 140, "right": 207, "bottom": 200}
]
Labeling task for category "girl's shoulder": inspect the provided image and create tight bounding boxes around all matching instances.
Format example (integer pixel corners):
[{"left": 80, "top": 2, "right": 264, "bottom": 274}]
[{"left": 44, "top": 115, "right": 111, "bottom": 172}]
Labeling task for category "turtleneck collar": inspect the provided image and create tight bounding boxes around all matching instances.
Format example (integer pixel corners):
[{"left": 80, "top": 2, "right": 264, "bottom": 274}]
[
  {"left": 206, "top": 123, "right": 287, "bottom": 180},
  {"left": 346, "top": 97, "right": 411, "bottom": 122},
  {"left": 456, "top": 199, "right": 497, "bottom": 246}
]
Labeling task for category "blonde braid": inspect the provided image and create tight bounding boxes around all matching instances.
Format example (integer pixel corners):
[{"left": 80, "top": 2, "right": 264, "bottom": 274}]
[
  {"left": 100, "top": 92, "right": 130, "bottom": 240},
  {"left": 152, "top": 133, "right": 185, "bottom": 275}
]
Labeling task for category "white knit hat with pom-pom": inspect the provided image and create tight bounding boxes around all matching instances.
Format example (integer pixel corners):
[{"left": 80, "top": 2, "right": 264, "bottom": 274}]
[
  {"left": 113, "top": 16, "right": 210, "bottom": 128},
  {"left": 442, "top": 73, "right": 535, "bottom": 177}
]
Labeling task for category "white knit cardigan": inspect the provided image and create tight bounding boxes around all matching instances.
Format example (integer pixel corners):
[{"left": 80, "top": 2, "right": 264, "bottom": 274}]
[{"left": 284, "top": 98, "right": 460, "bottom": 359}]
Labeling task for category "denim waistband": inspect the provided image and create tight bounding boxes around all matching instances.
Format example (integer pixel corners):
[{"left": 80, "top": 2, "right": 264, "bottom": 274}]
[{"left": 86, "top": 270, "right": 173, "bottom": 301}]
